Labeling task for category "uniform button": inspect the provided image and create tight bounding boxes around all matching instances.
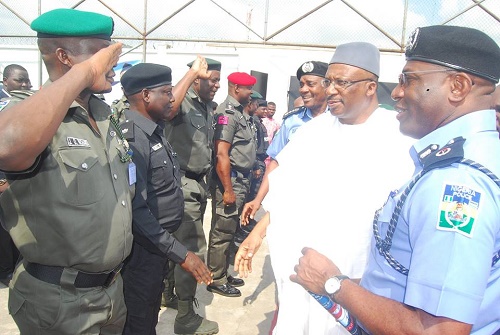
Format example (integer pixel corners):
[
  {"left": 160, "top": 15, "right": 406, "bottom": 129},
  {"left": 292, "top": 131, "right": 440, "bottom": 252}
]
[
  {"left": 163, "top": 160, "right": 167, "bottom": 164},
  {"left": 81, "top": 163, "right": 88, "bottom": 170},
  {"left": 121, "top": 200, "right": 126, "bottom": 207},
  {"left": 110, "top": 130, "right": 116, "bottom": 137},
  {"left": 113, "top": 173, "right": 118, "bottom": 180}
]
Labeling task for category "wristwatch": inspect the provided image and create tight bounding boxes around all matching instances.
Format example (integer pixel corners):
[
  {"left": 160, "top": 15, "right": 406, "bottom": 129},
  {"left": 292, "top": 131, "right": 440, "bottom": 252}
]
[
  {"left": 324, "top": 275, "right": 349, "bottom": 299},
  {"left": 0, "top": 179, "right": 7, "bottom": 186}
]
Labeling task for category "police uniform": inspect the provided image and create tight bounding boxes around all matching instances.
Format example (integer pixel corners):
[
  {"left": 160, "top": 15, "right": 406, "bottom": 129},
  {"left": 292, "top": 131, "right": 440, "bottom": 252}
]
[
  {"left": 0, "top": 91, "right": 133, "bottom": 333},
  {"left": 249, "top": 112, "right": 268, "bottom": 200},
  {"left": 117, "top": 63, "right": 190, "bottom": 335},
  {"left": 207, "top": 93, "right": 256, "bottom": 290},
  {"left": 266, "top": 60, "right": 328, "bottom": 160},
  {"left": 360, "top": 26, "right": 500, "bottom": 335},
  {"left": 363, "top": 110, "right": 500, "bottom": 334},
  {"left": 120, "top": 110, "right": 186, "bottom": 334},
  {"left": 164, "top": 87, "right": 215, "bottom": 291},
  {"left": 163, "top": 59, "right": 221, "bottom": 335},
  {"left": 111, "top": 95, "right": 130, "bottom": 122},
  {"left": 0, "top": 9, "right": 134, "bottom": 335}
]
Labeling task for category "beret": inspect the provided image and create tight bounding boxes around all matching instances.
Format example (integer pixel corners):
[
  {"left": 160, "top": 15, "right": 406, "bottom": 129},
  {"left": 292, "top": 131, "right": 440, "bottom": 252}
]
[
  {"left": 187, "top": 58, "right": 222, "bottom": 71},
  {"left": 121, "top": 63, "right": 172, "bottom": 96},
  {"left": 257, "top": 100, "right": 268, "bottom": 107},
  {"left": 250, "top": 91, "right": 263, "bottom": 100},
  {"left": 31, "top": 8, "right": 113, "bottom": 40},
  {"left": 296, "top": 61, "right": 328, "bottom": 80},
  {"left": 330, "top": 42, "right": 380, "bottom": 77},
  {"left": 228, "top": 72, "right": 257, "bottom": 86},
  {"left": 406, "top": 25, "right": 500, "bottom": 83}
]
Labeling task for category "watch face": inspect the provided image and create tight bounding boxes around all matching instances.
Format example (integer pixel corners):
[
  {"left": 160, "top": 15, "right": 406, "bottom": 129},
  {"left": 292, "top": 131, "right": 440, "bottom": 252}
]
[{"left": 324, "top": 277, "right": 341, "bottom": 295}]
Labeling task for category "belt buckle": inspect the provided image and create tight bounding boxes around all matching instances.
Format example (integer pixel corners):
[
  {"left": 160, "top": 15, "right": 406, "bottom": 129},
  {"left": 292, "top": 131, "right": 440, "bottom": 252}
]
[{"left": 103, "top": 263, "right": 123, "bottom": 288}]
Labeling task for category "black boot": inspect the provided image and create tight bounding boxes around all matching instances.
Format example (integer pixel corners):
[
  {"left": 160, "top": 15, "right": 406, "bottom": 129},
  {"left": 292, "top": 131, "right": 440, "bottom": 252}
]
[
  {"left": 161, "top": 274, "right": 178, "bottom": 309},
  {"left": 174, "top": 298, "right": 219, "bottom": 335}
]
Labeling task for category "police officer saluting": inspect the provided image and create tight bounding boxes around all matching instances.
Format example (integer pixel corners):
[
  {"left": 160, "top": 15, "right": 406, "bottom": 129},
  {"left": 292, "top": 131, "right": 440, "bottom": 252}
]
[
  {"left": 118, "top": 63, "right": 213, "bottom": 335},
  {"left": 207, "top": 72, "right": 257, "bottom": 297},
  {"left": 164, "top": 57, "right": 220, "bottom": 335},
  {"left": 0, "top": 8, "right": 130, "bottom": 334}
]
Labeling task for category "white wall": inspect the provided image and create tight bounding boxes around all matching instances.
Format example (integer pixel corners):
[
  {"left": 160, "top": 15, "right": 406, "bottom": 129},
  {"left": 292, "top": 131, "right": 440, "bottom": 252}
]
[{"left": 1, "top": 43, "right": 406, "bottom": 120}]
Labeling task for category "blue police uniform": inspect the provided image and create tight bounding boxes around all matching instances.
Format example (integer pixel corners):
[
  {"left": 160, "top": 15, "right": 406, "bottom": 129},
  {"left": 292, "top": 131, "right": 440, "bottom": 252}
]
[
  {"left": 266, "top": 106, "right": 315, "bottom": 159},
  {"left": 361, "top": 110, "right": 500, "bottom": 335}
]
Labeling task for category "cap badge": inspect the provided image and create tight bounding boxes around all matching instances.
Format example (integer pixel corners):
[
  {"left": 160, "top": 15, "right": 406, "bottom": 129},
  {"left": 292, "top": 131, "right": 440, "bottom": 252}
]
[
  {"left": 302, "top": 62, "right": 314, "bottom": 73},
  {"left": 405, "top": 27, "right": 420, "bottom": 53}
]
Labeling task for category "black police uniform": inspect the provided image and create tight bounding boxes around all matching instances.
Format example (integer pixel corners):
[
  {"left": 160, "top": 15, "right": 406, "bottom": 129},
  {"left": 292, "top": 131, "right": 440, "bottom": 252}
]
[{"left": 120, "top": 110, "right": 187, "bottom": 335}]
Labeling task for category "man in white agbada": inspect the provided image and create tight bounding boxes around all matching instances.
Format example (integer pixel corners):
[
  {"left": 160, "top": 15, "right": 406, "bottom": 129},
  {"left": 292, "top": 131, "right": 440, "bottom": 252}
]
[{"left": 235, "top": 42, "right": 415, "bottom": 334}]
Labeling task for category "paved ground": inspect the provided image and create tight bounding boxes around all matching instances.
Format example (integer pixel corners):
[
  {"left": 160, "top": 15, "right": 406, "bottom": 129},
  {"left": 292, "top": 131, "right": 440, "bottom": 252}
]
[{"left": 0, "top": 202, "right": 276, "bottom": 335}]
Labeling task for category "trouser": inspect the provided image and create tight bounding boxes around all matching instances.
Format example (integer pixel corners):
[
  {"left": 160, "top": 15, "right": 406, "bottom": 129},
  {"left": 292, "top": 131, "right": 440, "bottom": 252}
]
[
  {"left": 0, "top": 223, "right": 20, "bottom": 279},
  {"left": 122, "top": 241, "right": 169, "bottom": 335},
  {"left": 8, "top": 262, "right": 127, "bottom": 335},
  {"left": 247, "top": 161, "right": 266, "bottom": 202},
  {"left": 171, "top": 176, "right": 208, "bottom": 300},
  {"left": 207, "top": 171, "right": 250, "bottom": 285}
]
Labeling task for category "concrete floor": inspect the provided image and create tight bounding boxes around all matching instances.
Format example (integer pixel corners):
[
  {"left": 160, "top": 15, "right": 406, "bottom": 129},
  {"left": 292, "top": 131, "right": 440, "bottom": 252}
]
[{"left": 0, "top": 202, "right": 276, "bottom": 335}]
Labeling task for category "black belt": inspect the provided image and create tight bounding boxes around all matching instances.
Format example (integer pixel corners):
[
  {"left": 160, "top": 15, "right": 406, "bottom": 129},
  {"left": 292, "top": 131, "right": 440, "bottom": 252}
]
[
  {"left": 183, "top": 170, "right": 206, "bottom": 182},
  {"left": 25, "top": 261, "right": 123, "bottom": 288}
]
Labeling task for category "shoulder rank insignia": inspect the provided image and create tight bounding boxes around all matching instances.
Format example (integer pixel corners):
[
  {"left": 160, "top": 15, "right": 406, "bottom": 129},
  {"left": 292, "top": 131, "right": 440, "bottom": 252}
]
[
  {"left": 421, "top": 137, "right": 465, "bottom": 172},
  {"left": 282, "top": 106, "right": 306, "bottom": 120},
  {"left": 119, "top": 119, "right": 135, "bottom": 140}
]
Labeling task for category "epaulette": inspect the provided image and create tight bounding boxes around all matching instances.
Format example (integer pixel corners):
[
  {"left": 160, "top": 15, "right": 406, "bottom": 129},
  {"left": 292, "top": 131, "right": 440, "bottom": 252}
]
[
  {"left": 420, "top": 137, "right": 465, "bottom": 172},
  {"left": 119, "top": 119, "right": 135, "bottom": 141},
  {"left": 282, "top": 106, "right": 306, "bottom": 120},
  {"left": 8, "top": 89, "right": 36, "bottom": 100},
  {"left": 224, "top": 102, "right": 236, "bottom": 114},
  {"left": 0, "top": 90, "right": 37, "bottom": 111}
]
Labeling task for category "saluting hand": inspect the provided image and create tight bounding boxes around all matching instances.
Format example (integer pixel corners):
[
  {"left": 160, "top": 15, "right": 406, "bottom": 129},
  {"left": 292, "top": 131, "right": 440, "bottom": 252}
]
[
  {"left": 180, "top": 251, "right": 213, "bottom": 285},
  {"left": 190, "top": 55, "right": 212, "bottom": 80},
  {"left": 85, "top": 42, "right": 123, "bottom": 93}
]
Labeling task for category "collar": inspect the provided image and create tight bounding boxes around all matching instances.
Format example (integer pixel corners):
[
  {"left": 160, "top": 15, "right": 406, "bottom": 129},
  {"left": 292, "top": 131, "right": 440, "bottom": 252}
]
[
  {"left": 1, "top": 88, "right": 11, "bottom": 97},
  {"left": 411, "top": 109, "right": 496, "bottom": 165},
  {"left": 125, "top": 109, "right": 163, "bottom": 136}
]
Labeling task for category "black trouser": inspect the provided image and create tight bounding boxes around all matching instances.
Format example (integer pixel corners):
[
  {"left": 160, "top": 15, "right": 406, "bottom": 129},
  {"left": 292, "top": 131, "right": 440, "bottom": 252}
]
[{"left": 122, "top": 241, "right": 169, "bottom": 335}]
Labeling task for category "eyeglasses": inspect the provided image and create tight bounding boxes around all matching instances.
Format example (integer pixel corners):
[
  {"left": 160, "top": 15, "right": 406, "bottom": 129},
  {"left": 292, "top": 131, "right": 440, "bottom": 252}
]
[
  {"left": 398, "top": 69, "right": 455, "bottom": 87},
  {"left": 321, "top": 78, "right": 374, "bottom": 90}
]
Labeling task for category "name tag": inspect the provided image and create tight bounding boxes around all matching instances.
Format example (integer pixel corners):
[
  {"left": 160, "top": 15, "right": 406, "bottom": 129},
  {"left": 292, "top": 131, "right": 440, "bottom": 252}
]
[
  {"left": 67, "top": 137, "right": 90, "bottom": 147},
  {"left": 152, "top": 143, "right": 163, "bottom": 151}
]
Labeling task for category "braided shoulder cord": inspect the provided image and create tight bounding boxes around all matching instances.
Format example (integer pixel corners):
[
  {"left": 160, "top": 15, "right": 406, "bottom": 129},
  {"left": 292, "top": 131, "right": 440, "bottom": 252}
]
[{"left": 373, "top": 158, "right": 500, "bottom": 276}]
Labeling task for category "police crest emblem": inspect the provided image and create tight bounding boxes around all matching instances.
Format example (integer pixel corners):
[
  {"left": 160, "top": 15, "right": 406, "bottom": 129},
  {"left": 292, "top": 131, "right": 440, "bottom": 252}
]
[
  {"left": 437, "top": 183, "right": 481, "bottom": 237},
  {"left": 405, "top": 27, "right": 420, "bottom": 54},
  {"left": 302, "top": 62, "right": 314, "bottom": 74}
]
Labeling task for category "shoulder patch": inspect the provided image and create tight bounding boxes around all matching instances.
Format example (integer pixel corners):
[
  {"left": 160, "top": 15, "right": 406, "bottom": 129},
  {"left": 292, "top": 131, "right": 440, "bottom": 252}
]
[
  {"left": 0, "top": 100, "right": 9, "bottom": 112},
  {"left": 437, "top": 183, "right": 481, "bottom": 237},
  {"left": 217, "top": 115, "right": 229, "bottom": 125},
  {"left": 282, "top": 106, "right": 306, "bottom": 120}
]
